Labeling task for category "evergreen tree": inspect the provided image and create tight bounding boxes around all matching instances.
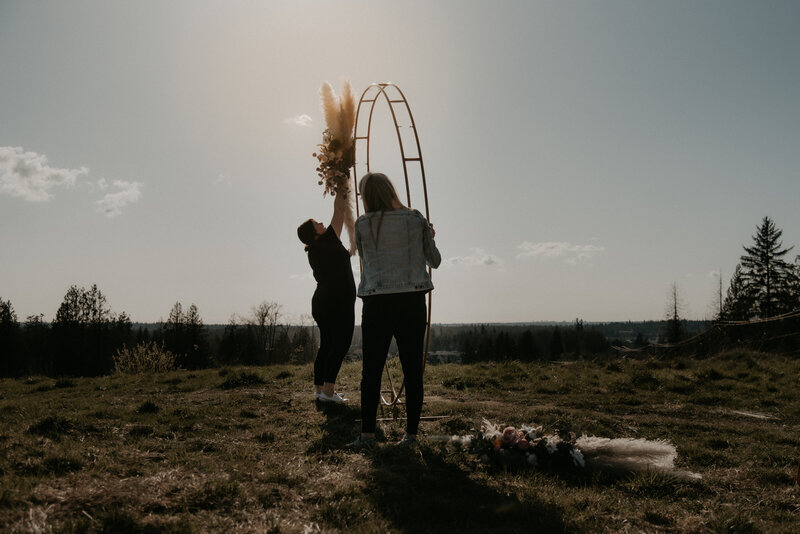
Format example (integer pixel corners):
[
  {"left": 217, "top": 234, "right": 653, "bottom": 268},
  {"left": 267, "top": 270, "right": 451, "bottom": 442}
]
[
  {"left": 458, "top": 329, "right": 478, "bottom": 363},
  {"left": 495, "top": 331, "right": 516, "bottom": 360},
  {"left": 549, "top": 327, "right": 563, "bottom": 358},
  {"left": 23, "top": 314, "right": 50, "bottom": 375},
  {"left": 183, "top": 304, "right": 208, "bottom": 368},
  {"left": 162, "top": 301, "right": 184, "bottom": 356},
  {"left": 162, "top": 302, "right": 208, "bottom": 368},
  {"left": 52, "top": 284, "right": 131, "bottom": 375},
  {"left": 0, "top": 297, "right": 16, "bottom": 325},
  {"left": 0, "top": 298, "right": 20, "bottom": 376},
  {"left": 662, "top": 283, "right": 685, "bottom": 343},
  {"left": 517, "top": 329, "right": 540, "bottom": 361},
  {"left": 736, "top": 217, "right": 798, "bottom": 319},
  {"left": 721, "top": 265, "right": 757, "bottom": 320}
]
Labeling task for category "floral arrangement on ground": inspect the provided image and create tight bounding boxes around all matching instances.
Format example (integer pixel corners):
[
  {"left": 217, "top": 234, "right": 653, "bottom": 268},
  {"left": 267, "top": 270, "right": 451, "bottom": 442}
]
[{"left": 436, "top": 419, "right": 701, "bottom": 481}]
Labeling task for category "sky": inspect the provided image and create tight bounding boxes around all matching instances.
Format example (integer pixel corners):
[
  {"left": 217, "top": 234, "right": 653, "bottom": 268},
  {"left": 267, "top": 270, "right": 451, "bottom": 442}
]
[{"left": 2, "top": 0, "right": 800, "bottom": 325}]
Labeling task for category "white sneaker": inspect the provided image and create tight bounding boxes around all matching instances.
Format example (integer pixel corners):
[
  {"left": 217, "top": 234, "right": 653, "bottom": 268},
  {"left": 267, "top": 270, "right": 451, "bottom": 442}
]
[
  {"left": 396, "top": 434, "right": 418, "bottom": 446},
  {"left": 317, "top": 391, "right": 348, "bottom": 404}
]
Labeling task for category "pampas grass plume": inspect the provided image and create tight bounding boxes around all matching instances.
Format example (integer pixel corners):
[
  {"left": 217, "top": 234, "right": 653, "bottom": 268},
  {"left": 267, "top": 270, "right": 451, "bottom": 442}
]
[
  {"left": 338, "top": 80, "right": 356, "bottom": 142},
  {"left": 576, "top": 436, "right": 701, "bottom": 480},
  {"left": 319, "top": 80, "right": 356, "bottom": 142},
  {"left": 319, "top": 82, "right": 340, "bottom": 138}
]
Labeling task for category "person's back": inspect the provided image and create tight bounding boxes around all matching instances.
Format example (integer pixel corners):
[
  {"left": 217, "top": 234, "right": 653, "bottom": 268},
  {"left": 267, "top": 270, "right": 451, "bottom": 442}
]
[
  {"left": 350, "top": 172, "right": 441, "bottom": 449},
  {"left": 355, "top": 208, "right": 441, "bottom": 297}
]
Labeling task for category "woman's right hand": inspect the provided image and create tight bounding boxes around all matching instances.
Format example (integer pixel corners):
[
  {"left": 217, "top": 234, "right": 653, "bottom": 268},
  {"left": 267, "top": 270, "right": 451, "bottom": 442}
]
[{"left": 334, "top": 192, "right": 346, "bottom": 209}]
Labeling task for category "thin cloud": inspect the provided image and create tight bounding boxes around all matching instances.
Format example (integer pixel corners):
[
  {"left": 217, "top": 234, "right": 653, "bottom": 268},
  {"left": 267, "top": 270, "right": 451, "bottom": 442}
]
[
  {"left": 95, "top": 180, "right": 142, "bottom": 217},
  {"left": 0, "top": 146, "right": 88, "bottom": 201},
  {"left": 444, "top": 248, "right": 504, "bottom": 268},
  {"left": 214, "top": 173, "right": 231, "bottom": 186},
  {"left": 284, "top": 114, "right": 313, "bottom": 127},
  {"left": 517, "top": 241, "right": 604, "bottom": 264}
]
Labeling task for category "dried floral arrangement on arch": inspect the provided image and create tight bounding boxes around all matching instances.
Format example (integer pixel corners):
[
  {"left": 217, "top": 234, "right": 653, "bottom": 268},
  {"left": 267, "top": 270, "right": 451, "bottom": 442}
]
[{"left": 313, "top": 80, "right": 356, "bottom": 254}]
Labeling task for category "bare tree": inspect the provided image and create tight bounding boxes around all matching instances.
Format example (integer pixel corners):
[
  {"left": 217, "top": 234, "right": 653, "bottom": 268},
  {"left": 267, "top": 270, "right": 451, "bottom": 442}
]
[
  {"left": 250, "top": 301, "right": 282, "bottom": 360},
  {"left": 293, "top": 313, "right": 318, "bottom": 363},
  {"left": 709, "top": 269, "right": 724, "bottom": 320}
]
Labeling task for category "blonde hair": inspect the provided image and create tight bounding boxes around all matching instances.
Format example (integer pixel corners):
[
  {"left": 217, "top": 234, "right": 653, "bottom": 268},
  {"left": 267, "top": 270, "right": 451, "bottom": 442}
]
[{"left": 359, "top": 172, "right": 403, "bottom": 213}]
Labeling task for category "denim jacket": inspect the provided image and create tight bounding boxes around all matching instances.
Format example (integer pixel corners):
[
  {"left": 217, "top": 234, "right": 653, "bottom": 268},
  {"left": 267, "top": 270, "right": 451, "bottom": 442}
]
[{"left": 355, "top": 208, "right": 441, "bottom": 297}]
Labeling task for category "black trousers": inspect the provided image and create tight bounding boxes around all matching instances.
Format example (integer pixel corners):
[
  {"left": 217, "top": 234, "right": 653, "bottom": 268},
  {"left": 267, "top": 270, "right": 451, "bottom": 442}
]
[
  {"left": 312, "top": 300, "right": 355, "bottom": 386},
  {"left": 360, "top": 292, "right": 427, "bottom": 435}
]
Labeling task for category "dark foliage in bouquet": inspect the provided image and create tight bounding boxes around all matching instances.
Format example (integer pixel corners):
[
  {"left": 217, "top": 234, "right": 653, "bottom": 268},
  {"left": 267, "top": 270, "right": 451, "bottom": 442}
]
[
  {"left": 313, "top": 129, "right": 354, "bottom": 198},
  {"left": 469, "top": 419, "right": 585, "bottom": 473}
]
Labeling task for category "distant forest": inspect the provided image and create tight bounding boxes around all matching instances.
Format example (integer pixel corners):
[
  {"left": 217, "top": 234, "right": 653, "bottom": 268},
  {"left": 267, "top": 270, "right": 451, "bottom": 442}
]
[{"left": 2, "top": 216, "right": 799, "bottom": 377}]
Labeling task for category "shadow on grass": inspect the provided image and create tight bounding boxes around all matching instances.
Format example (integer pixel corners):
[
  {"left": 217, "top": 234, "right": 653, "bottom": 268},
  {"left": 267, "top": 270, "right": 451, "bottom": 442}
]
[
  {"left": 304, "top": 401, "right": 363, "bottom": 454},
  {"left": 361, "top": 445, "right": 568, "bottom": 533},
  {"left": 306, "top": 403, "right": 568, "bottom": 531}
]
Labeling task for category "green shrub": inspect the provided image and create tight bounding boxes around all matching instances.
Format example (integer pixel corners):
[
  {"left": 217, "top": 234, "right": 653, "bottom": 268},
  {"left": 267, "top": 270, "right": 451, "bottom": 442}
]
[{"left": 113, "top": 342, "right": 178, "bottom": 374}]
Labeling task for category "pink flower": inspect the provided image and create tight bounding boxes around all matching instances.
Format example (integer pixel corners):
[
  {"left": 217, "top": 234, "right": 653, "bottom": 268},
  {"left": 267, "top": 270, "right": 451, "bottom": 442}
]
[{"left": 502, "top": 427, "right": 519, "bottom": 446}]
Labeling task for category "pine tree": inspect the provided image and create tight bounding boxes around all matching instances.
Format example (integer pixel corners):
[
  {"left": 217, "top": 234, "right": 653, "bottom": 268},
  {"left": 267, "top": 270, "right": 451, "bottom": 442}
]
[
  {"left": 662, "top": 283, "right": 685, "bottom": 343},
  {"left": 549, "top": 327, "right": 563, "bottom": 358},
  {"left": 52, "top": 284, "right": 130, "bottom": 375},
  {"left": 738, "top": 217, "right": 798, "bottom": 318},
  {"left": 721, "top": 264, "right": 757, "bottom": 320},
  {"left": 0, "top": 298, "right": 20, "bottom": 376}
]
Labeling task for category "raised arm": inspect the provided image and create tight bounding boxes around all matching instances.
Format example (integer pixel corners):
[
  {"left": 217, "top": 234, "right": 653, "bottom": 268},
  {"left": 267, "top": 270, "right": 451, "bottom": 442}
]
[{"left": 329, "top": 193, "right": 346, "bottom": 238}]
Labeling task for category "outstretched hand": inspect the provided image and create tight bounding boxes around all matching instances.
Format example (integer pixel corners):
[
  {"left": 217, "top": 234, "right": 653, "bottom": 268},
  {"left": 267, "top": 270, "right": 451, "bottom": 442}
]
[{"left": 334, "top": 192, "right": 347, "bottom": 209}]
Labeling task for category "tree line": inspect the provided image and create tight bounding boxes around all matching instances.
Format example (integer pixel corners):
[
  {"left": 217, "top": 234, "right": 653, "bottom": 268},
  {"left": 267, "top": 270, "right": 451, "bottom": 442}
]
[
  {"left": 0, "top": 287, "right": 316, "bottom": 377},
  {"left": 2, "top": 216, "right": 798, "bottom": 376},
  {"left": 434, "top": 320, "right": 612, "bottom": 363}
]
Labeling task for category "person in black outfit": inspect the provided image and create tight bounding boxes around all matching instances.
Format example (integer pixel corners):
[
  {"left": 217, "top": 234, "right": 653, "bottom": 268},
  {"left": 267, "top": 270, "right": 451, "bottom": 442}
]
[{"left": 297, "top": 193, "right": 356, "bottom": 403}]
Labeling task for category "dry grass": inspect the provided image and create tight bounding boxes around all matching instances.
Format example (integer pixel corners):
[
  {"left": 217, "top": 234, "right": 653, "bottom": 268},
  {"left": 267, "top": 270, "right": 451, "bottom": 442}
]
[{"left": 0, "top": 351, "right": 798, "bottom": 533}]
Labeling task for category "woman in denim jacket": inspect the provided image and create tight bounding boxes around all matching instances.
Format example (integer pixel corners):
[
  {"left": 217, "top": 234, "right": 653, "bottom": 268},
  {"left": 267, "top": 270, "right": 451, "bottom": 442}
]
[{"left": 351, "top": 172, "right": 441, "bottom": 447}]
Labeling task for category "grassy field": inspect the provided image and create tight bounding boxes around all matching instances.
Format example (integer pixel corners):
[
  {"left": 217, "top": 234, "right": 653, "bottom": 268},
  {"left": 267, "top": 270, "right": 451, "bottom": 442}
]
[{"left": 1, "top": 350, "right": 798, "bottom": 533}]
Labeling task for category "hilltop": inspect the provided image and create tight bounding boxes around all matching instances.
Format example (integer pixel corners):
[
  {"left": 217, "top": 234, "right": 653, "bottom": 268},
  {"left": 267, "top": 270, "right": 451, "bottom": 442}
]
[{"left": 1, "top": 351, "right": 798, "bottom": 533}]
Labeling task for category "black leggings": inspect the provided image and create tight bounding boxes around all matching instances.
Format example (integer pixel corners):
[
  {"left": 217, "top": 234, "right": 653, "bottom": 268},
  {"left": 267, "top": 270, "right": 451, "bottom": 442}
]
[
  {"left": 360, "top": 292, "right": 427, "bottom": 435},
  {"left": 312, "top": 305, "right": 355, "bottom": 386}
]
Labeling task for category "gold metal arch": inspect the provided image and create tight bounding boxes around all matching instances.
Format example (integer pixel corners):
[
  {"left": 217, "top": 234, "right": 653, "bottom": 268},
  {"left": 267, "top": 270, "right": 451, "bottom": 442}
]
[{"left": 352, "top": 82, "right": 433, "bottom": 413}]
